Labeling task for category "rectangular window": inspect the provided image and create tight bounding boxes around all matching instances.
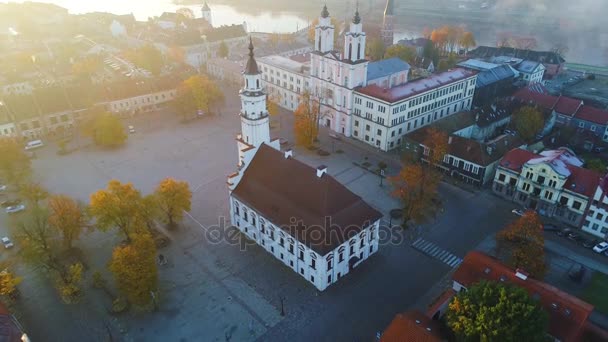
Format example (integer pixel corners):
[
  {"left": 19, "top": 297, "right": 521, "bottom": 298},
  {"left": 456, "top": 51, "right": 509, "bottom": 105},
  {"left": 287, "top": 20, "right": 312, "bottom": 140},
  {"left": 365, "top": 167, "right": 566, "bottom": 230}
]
[
  {"left": 311, "top": 259, "right": 316, "bottom": 270},
  {"left": 327, "top": 259, "right": 332, "bottom": 270}
]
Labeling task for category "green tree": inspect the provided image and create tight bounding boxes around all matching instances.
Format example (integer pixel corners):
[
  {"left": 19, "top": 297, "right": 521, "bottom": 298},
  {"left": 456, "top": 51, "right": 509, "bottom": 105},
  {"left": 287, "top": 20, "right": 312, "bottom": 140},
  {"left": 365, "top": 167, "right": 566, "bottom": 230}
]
[
  {"left": 0, "top": 137, "right": 31, "bottom": 186},
  {"left": 587, "top": 158, "right": 608, "bottom": 173},
  {"left": 83, "top": 112, "right": 127, "bottom": 148},
  {"left": 367, "top": 38, "right": 385, "bottom": 61},
  {"left": 109, "top": 232, "right": 158, "bottom": 308},
  {"left": 218, "top": 41, "right": 229, "bottom": 58},
  {"left": 447, "top": 280, "right": 548, "bottom": 341},
  {"left": 153, "top": 178, "right": 192, "bottom": 229},
  {"left": 89, "top": 180, "right": 145, "bottom": 241},
  {"left": 513, "top": 106, "right": 545, "bottom": 142},
  {"left": 496, "top": 211, "right": 547, "bottom": 278},
  {"left": 385, "top": 45, "right": 417, "bottom": 64}
]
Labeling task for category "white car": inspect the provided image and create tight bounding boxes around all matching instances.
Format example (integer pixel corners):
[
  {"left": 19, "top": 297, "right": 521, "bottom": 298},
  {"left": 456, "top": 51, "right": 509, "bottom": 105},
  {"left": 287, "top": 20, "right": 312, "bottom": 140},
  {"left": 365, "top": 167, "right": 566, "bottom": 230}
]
[
  {"left": 128, "top": 125, "right": 136, "bottom": 134},
  {"left": 0, "top": 185, "right": 6, "bottom": 191},
  {"left": 1, "top": 237, "right": 13, "bottom": 249},
  {"left": 5, "top": 204, "right": 25, "bottom": 214},
  {"left": 593, "top": 242, "right": 608, "bottom": 253},
  {"left": 511, "top": 209, "right": 525, "bottom": 216}
]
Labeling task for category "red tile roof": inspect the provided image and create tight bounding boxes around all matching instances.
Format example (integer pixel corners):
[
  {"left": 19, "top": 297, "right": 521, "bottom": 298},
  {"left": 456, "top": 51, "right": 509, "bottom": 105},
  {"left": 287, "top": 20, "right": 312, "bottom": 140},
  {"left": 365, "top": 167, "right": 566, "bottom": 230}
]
[
  {"left": 575, "top": 106, "right": 608, "bottom": 125},
  {"left": 380, "top": 311, "right": 443, "bottom": 342},
  {"left": 554, "top": 96, "right": 584, "bottom": 116},
  {"left": 498, "top": 148, "right": 538, "bottom": 172},
  {"left": 512, "top": 87, "right": 559, "bottom": 110},
  {"left": 564, "top": 165, "right": 603, "bottom": 198},
  {"left": 453, "top": 251, "right": 594, "bottom": 342},
  {"left": 356, "top": 68, "right": 477, "bottom": 103}
]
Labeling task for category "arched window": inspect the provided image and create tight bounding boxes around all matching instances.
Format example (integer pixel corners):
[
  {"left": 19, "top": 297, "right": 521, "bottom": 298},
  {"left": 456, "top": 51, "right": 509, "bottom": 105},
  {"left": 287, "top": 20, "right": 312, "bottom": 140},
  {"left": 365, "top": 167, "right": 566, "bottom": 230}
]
[
  {"left": 246, "top": 79, "right": 249, "bottom": 88},
  {"left": 318, "top": 35, "right": 322, "bottom": 51},
  {"left": 348, "top": 43, "right": 352, "bottom": 60},
  {"left": 256, "top": 79, "right": 260, "bottom": 88},
  {"left": 357, "top": 44, "right": 361, "bottom": 60}
]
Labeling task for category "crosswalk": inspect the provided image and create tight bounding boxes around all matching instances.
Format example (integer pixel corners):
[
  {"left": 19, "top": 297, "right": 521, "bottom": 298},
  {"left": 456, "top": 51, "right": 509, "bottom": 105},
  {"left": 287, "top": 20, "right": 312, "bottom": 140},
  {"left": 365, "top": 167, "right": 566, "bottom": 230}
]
[{"left": 411, "top": 238, "right": 463, "bottom": 268}]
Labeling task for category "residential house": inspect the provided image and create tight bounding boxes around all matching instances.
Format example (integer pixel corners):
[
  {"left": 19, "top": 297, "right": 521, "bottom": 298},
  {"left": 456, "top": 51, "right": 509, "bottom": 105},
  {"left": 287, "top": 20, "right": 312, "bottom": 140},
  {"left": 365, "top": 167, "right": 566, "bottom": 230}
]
[
  {"left": 380, "top": 310, "right": 443, "bottom": 342},
  {"left": 468, "top": 46, "right": 565, "bottom": 79},
  {"left": 581, "top": 177, "right": 608, "bottom": 239},
  {"left": 493, "top": 147, "right": 603, "bottom": 226},
  {"left": 427, "top": 251, "right": 595, "bottom": 342}
]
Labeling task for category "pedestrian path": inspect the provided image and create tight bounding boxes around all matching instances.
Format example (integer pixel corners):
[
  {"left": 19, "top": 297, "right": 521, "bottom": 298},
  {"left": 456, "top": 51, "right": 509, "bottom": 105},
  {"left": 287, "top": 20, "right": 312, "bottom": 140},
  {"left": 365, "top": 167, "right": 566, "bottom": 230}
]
[{"left": 411, "top": 238, "right": 462, "bottom": 268}]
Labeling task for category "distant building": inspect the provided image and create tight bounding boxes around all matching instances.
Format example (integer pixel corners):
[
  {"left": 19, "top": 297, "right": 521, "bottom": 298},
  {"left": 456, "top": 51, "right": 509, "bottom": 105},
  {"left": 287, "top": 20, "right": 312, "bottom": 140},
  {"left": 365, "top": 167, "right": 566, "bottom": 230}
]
[
  {"left": 468, "top": 46, "right": 565, "bottom": 79},
  {"left": 381, "top": 0, "right": 395, "bottom": 47},
  {"left": 206, "top": 58, "right": 244, "bottom": 85},
  {"left": 397, "top": 37, "right": 431, "bottom": 57},
  {"left": 258, "top": 55, "right": 310, "bottom": 111},
  {"left": 493, "top": 147, "right": 602, "bottom": 226},
  {"left": 227, "top": 40, "right": 382, "bottom": 291},
  {"left": 201, "top": 2, "right": 212, "bottom": 27},
  {"left": 458, "top": 59, "right": 518, "bottom": 106}
]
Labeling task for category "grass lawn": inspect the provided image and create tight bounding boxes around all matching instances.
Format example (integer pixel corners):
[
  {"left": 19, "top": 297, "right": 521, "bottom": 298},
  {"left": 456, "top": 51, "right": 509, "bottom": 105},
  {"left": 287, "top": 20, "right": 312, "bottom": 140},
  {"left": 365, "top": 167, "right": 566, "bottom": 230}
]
[{"left": 582, "top": 272, "right": 608, "bottom": 315}]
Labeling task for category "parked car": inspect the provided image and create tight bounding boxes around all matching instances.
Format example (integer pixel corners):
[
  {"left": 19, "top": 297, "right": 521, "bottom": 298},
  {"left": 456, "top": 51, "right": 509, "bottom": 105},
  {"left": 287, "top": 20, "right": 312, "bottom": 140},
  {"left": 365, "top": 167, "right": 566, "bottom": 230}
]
[
  {"left": 567, "top": 231, "right": 582, "bottom": 242},
  {"left": 583, "top": 239, "right": 599, "bottom": 249},
  {"left": 1, "top": 237, "right": 13, "bottom": 249},
  {"left": 0, "top": 199, "right": 21, "bottom": 208},
  {"left": 593, "top": 242, "right": 608, "bottom": 253},
  {"left": 511, "top": 209, "right": 525, "bottom": 216},
  {"left": 568, "top": 263, "right": 586, "bottom": 282},
  {"left": 0, "top": 185, "right": 6, "bottom": 191},
  {"left": 543, "top": 224, "right": 560, "bottom": 232},
  {"left": 128, "top": 125, "right": 136, "bottom": 134},
  {"left": 5, "top": 204, "right": 25, "bottom": 214},
  {"left": 557, "top": 228, "right": 571, "bottom": 237}
]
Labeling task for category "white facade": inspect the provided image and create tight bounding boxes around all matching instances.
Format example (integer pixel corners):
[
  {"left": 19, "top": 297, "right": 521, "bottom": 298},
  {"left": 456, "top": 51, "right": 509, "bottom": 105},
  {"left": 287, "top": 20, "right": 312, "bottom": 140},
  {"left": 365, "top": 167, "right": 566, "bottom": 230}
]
[
  {"left": 352, "top": 70, "right": 477, "bottom": 151},
  {"left": 582, "top": 184, "right": 608, "bottom": 239},
  {"left": 229, "top": 198, "right": 380, "bottom": 291},
  {"left": 519, "top": 62, "right": 545, "bottom": 84},
  {"left": 107, "top": 89, "right": 177, "bottom": 114},
  {"left": 258, "top": 55, "right": 310, "bottom": 111}
]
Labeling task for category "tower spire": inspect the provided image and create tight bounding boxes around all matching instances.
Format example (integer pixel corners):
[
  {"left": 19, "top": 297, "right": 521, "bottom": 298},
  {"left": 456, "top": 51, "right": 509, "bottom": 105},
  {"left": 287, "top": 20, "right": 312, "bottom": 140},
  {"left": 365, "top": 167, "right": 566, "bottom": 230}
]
[
  {"left": 244, "top": 37, "right": 259, "bottom": 75},
  {"left": 321, "top": 4, "right": 330, "bottom": 18},
  {"left": 353, "top": 1, "right": 361, "bottom": 24}
]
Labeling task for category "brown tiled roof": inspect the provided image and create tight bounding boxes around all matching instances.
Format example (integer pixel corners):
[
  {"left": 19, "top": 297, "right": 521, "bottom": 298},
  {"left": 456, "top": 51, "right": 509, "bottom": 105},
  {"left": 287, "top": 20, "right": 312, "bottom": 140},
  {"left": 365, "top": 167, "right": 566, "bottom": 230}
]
[
  {"left": 453, "top": 251, "right": 594, "bottom": 342},
  {"left": 554, "top": 96, "right": 584, "bottom": 116},
  {"left": 575, "top": 106, "right": 608, "bottom": 125},
  {"left": 231, "top": 144, "right": 382, "bottom": 255},
  {"left": 380, "top": 311, "right": 443, "bottom": 342},
  {"left": 499, "top": 148, "right": 539, "bottom": 172},
  {"left": 513, "top": 87, "right": 559, "bottom": 110}
]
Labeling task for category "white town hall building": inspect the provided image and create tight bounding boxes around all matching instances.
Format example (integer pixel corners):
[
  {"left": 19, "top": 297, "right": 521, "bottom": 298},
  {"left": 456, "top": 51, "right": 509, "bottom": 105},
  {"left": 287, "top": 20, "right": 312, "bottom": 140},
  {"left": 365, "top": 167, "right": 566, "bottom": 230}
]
[{"left": 227, "top": 39, "right": 383, "bottom": 291}]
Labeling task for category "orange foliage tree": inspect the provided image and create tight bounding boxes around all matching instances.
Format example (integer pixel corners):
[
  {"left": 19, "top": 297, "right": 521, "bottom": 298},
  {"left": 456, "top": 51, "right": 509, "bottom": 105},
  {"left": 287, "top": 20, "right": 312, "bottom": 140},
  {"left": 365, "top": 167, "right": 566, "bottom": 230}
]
[
  {"left": 89, "top": 180, "right": 145, "bottom": 241},
  {"left": 423, "top": 128, "right": 449, "bottom": 166},
  {"left": 48, "top": 195, "right": 87, "bottom": 249},
  {"left": 389, "top": 163, "right": 441, "bottom": 227},
  {"left": 496, "top": 211, "right": 546, "bottom": 278},
  {"left": 293, "top": 91, "right": 319, "bottom": 148},
  {"left": 153, "top": 178, "right": 192, "bottom": 229}
]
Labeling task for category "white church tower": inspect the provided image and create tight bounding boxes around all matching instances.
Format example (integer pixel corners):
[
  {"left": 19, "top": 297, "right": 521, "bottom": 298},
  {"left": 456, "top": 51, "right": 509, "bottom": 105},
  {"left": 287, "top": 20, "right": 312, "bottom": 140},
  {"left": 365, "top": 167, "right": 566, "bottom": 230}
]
[
  {"left": 201, "top": 2, "right": 212, "bottom": 26},
  {"left": 314, "top": 5, "right": 334, "bottom": 53},
  {"left": 236, "top": 38, "right": 271, "bottom": 166},
  {"left": 344, "top": 7, "right": 367, "bottom": 64}
]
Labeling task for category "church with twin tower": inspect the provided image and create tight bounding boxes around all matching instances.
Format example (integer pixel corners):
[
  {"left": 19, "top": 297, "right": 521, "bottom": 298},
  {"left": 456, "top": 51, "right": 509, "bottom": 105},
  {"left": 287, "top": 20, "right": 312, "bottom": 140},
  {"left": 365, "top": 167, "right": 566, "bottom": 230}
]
[{"left": 227, "top": 38, "right": 382, "bottom": 291}]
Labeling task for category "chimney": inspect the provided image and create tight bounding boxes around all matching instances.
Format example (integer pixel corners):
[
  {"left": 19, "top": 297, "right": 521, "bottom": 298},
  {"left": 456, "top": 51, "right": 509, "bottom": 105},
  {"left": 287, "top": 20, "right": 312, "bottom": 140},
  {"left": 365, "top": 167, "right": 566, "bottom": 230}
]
[
  {"left": 316, "top": 165, "right": 327, "bottom": 178},
  {"left": 448, "top": 136, "right": 453, "bottom": 144},
  {"left": 284, "top": 149, "right": 293, "bottom": 159},
  {"left": 515, "top": 268, "right": 529, "bottom": 280}
]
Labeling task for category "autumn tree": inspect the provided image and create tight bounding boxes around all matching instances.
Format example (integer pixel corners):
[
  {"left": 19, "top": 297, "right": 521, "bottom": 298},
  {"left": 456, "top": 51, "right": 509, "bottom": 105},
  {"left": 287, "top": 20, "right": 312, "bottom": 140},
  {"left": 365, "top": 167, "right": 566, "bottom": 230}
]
[
  {"left": 153, "top": 178, "right": 191, "bottom": 229},
  {"left": 0, "top": 269, "right": 22, "bottom": 301},
  {"left": 459, "top": 31, "right": 476, "bottom": 54},
  {"left": 496, "top": 211, "right": 546, "bottom": 278},
  {"left": 293, "top": 91, "right": 319, "bottom": 148},
  {"left": 20, "top": 182, "right": 49, "bottom": 208},
  {"left": 82, "top": 112, "right": 127, "bottom": 148},
  {"left": 58, "top": 263, "right": 83, "bottom": 304},
  {"left": 109, "top": 232, "right": 158, "bottom": 308},
  {"left": 48, "top": 195, "right": 87, "bottom": 249},
  {"left": 173, "top": 75, "right": 225, "bottom": 119},
  {"left": 423, "top": 128, "right": 449, "bottom": 165},
  {"left": 389, "top": 163, "right": 441, "bottom": 227},
  {"left": 513, "top": 106, "right": 545, "bottom": 142},
  {"left": 267, "top": 94, "right": 281, "bottom": 129},
  {"left": 385, "top": 45, "right": 417, "bottom": 64},
  {"left": 89, "top": 180, "right": 146, "bottom": 241},
  {"left": 0, "top": 137, "right": 31, "bottom": 186},
  {"left": 367, "top": 38, "right": 386, "bottom": 61},
  {"left": 447, "top": 280, "right": 548, "bottom": 341},
  {"left": 72, "top": 56, "right": 102, "bottom": 81},
  {"left": 125, "top": 44, "right": 164, "bottom": 75},
  {"left": 218, "top": 41, "right": 229, "bottom": 58}
]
